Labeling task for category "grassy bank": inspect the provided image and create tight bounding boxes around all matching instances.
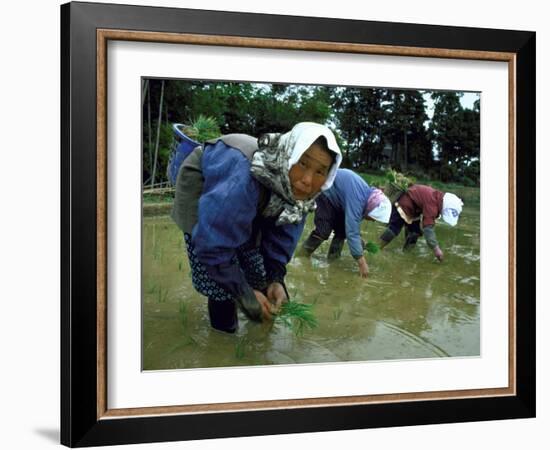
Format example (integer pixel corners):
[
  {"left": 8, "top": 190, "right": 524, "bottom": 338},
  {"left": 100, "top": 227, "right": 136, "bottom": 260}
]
[
  {"left": 142, "top": 172, "right": 480, "bottom": 216},
  {"left": 142, "top": 188, "right": 174, "bottom": 216},
  {"left": 359, "top": 171, "right": 480, "bottom": 206}
]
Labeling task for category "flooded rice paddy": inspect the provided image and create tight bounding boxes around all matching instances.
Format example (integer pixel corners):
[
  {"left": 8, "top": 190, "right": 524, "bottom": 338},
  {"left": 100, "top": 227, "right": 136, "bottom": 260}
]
[{"left": 142, "top": 206, "right": 480, "bottom": 370}]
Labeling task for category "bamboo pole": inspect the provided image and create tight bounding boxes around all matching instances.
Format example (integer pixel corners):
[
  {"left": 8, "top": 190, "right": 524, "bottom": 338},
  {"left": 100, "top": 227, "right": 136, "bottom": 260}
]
[
  {"left": 141, "top": 79, "right": 148, "bottom": 108},
  {"left": 151, "top": 80, "right": 165, "bottom": 187}
]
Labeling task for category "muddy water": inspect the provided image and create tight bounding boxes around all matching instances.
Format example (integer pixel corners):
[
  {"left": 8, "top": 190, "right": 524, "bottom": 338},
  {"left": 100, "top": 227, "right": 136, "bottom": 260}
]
[{"left": 142, "top": 206, "right": 479, "bottom": 370}]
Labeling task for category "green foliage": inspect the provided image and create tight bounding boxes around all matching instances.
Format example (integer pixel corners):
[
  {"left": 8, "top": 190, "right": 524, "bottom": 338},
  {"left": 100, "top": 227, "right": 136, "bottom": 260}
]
[
  {"left": 383, "top": 90, "right": 432, "bottom": 171},
  {"left": 275, "top": 300, "right": 318, "bottom": 336},
  {"left": 142, "top": 192, "right": 174, "bottom": 204},
  {"left": 142, "top": 121, "right": 174, "bottom": 185},
  {"left": 359, "top": 172, "right": 387, "bottom": 188},
  {"left": 359, "top": 170, "right": 479, "bottom": 204},
  {"left": 330, "top": 87, "right": 386, "bottom": 167},
  {"left": 462, "top": 160, "right": 480, "bottom": 187},
  {"left": 183, "top": 115, "right": 220, "bottom": 142},
  {"left": 429, "top": 91, "right": 480, "bottom": 183},
  {"left": 142, "top": 79, "right": 480, "bottom": 186}
]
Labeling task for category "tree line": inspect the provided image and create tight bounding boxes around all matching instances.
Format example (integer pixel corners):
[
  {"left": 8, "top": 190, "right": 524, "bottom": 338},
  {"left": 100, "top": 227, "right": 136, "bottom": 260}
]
[{"left": 142, "top": 79, "right": 480, "bottom": 187}]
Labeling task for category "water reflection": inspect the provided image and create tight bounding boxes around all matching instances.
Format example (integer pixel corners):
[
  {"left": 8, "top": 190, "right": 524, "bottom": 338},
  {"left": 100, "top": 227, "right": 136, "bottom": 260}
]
[{"left": 142, "top": 207, "right": 480, "bottom": 370}]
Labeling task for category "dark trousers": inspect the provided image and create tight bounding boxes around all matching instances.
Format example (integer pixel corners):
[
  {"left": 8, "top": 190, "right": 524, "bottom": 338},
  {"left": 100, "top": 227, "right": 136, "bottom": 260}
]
[
  {"left": 312, "top": 195, "right": 346, "bottom": 241},
  {"left": 385, "top": 206, "right": 422, "bottom": 248},
  {"left": 184, "top": 233, "right": 266, "bottom": 333},
  {"left": 302, "top": 195, "right": 347, "bottom": 259}
]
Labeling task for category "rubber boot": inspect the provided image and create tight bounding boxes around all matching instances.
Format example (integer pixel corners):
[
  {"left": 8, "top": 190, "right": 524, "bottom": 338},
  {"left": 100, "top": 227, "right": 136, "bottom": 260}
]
[
  {"left": 208, "top": 298, "right": 238, "bottom": 333},
  {"left": 379, "top": 228, "right": 396, "bottom": 249},
  {"left": 327, "top": 237, "right": 345, "bottom": 260},
  {"left": 403, "top": 230, "right": 420, "bottom": 251},
  {"left": 235, "top": 289, "right": 263, "bottom": 322},
  {"left": 300, "top": 232, "right": 325, "bottom": 256}
]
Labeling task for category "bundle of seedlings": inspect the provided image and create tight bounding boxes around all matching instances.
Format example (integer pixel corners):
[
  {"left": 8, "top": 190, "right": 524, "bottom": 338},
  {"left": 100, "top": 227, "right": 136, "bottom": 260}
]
[
  {"left": 183, "top": 115, "right": 221, "bottom": 142},
  {"left": 364, "top": 240, "right": 380, "bottom": 254},
  {"left": 274, "top": 299, "right": 318, "bottom": 336},
  {"left": 384, "top": 169, "right": 415, "bottom": 203}
]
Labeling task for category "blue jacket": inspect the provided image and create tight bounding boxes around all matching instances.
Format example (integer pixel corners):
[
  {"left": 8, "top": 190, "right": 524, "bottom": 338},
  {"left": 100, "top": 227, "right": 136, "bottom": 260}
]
[
  {"left": 321, "top": 169, "right": 375, "bottom": 258},
  {"left": 191, "top": 140, "right": 305, "bottom": 297}
]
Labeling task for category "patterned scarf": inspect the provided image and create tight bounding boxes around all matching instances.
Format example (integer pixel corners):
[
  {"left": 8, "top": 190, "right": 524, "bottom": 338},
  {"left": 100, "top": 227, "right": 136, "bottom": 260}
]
[{"left": 250, "top": 133, "right": 317, "bottom": 225}]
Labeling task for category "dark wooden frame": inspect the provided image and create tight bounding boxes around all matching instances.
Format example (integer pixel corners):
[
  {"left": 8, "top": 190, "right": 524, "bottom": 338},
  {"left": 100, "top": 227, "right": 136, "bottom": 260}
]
[{"left": 61, "top": 1, "right": 535, "bottom": 447}]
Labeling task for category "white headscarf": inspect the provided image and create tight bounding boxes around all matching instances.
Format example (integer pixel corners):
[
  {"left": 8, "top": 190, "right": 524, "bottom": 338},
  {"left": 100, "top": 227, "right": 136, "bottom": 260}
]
[
  {"left": 441, "top": 193, "right": 464, "bottom": 226},
  {"left": 283, "top": 122, "right": 342, "bottom": 191},
  {"left": 367, "top": 193, "right": 392, "bottom": 223},
  {"left": 250, "top": 122, "right": 342, "bottom": 225}
]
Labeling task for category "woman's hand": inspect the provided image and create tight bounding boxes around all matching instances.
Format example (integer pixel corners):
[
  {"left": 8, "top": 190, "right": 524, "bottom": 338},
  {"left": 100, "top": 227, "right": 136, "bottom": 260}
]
[
  {"left": 266, "top": 282, "right": 288, "bottom": 313},
  {"left": 433, "top": 246, "right": 444, "bottom": 262},
  {"left": 357, "top": 256, "right": 369, "bottom": 279},
  {"left": 253, "top": 290, "right": 274, "bottom": 321}
]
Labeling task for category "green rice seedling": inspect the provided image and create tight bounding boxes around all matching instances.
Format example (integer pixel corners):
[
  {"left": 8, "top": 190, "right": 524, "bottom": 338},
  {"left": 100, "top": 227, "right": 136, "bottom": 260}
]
[
  {"left": 157, "top": 286, "right": 169, "bottom": 303},
  {"left": 146, "top": 281, "right": 158, "bottom": 294},
  {"left": 178, "top": 302, "right": 188, "bottom": 330},
  {"left": 275, "top": 300, "right": 318, "bottom": 337},
  {"left": 178, "top": 260, "right": 183, "bottom": 271},
  {"left": 365, "top": 241, "right": 380, "bottom": 254},
  {"left": 384, "top": 169, "right": 415, "bottom": 203},
  {"left": 166, "top": 335, "right": 198, "bottom": 355},
  {"left": 183, "top": 115, "right": 221, "bottom": 142},
  {"left": 385, "top": 169, "right": 415, "bottom": 190},
  {"left": 153, "top": 245, "right": 163, "bottom": 262},
  {"left": 332, "top": 305, "right": 344, "bottom": 320},
  {"left": 234, "top": 337, "right": 247, "bottom": 359}
]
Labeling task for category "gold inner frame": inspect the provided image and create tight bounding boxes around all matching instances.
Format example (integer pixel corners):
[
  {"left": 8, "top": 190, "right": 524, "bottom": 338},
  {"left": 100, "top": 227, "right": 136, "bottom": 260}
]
[{"left": 96, "top": 29, "right": 517, "bottom": 420}]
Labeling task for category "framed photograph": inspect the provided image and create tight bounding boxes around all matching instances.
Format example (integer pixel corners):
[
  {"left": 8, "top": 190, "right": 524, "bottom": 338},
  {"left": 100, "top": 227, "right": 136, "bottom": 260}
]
[{"left": 61, "top": 1, "right": 535, "bottom": 447}]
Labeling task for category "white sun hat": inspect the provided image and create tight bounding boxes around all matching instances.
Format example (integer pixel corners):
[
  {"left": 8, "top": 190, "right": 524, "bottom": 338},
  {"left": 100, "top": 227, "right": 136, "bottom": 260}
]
[{"left": 441, "top": 193, "right": 464, "bottom": 226}]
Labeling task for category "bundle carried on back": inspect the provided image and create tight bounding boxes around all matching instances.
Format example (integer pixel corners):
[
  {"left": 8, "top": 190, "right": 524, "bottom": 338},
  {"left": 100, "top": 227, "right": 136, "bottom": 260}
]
[
  {"left": 384, "top": 169, "right": 415, "bottom": 203},
  {"left": 167, "top": 115, "right": 221, "bottom": 185},
  {"left": 182, "top": 115, "right": 221, "bottom": 143}
]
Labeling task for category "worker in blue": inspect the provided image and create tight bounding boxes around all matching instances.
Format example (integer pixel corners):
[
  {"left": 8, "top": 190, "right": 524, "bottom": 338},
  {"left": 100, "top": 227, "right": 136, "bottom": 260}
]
[
  {"left": 171, "top": 122, "right": 342, "bottom": 333},
  {"left": 300, "top": 168, "right": 391, "bottom": 278}
]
